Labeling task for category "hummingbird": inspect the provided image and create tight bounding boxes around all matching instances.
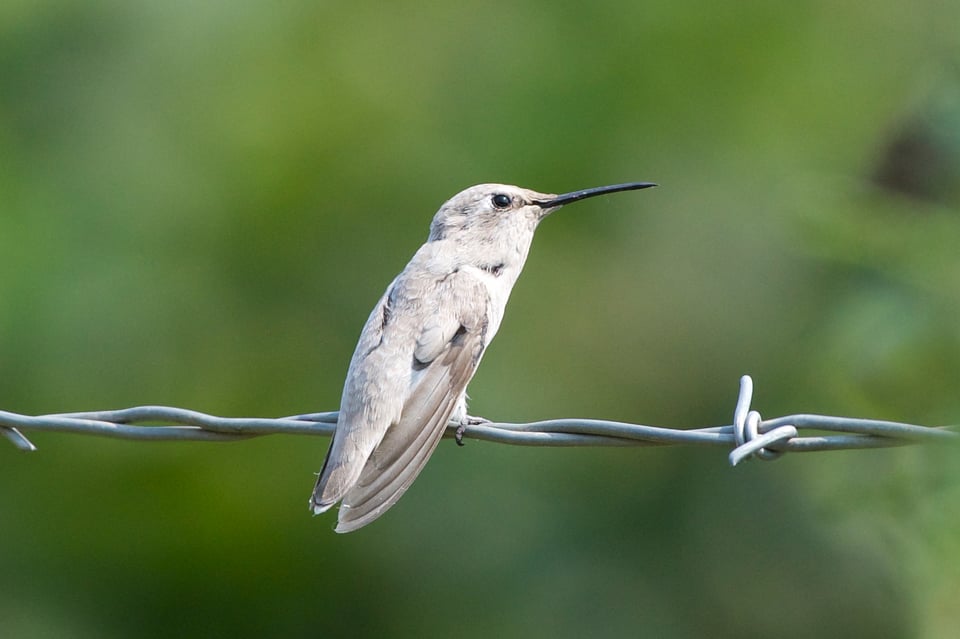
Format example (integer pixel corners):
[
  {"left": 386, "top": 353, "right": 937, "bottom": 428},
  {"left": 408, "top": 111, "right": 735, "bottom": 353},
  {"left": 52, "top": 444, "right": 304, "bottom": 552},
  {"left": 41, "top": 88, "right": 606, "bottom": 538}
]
[{"left": 310, "top": 181, "right": 656, "bottom": 532}]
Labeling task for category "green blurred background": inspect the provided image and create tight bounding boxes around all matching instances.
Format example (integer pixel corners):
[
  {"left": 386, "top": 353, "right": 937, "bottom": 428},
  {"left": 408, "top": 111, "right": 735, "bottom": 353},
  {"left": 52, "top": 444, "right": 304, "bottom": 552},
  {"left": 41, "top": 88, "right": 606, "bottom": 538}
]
[{"left": 2, "top": 1, "right": 960, "bottom": 637}]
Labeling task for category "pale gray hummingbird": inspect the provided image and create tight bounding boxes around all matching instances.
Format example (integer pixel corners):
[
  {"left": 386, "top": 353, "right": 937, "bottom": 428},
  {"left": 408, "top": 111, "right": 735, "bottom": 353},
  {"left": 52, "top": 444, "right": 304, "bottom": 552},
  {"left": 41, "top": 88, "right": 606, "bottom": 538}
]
[{"left": 310, "top": 181, "right": 656, "bottom": 532}]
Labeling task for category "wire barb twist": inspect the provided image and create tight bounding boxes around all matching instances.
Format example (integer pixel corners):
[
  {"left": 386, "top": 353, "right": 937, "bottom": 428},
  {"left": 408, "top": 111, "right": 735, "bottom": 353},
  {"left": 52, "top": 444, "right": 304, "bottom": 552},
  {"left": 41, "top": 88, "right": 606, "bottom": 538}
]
[
  {"left": 730, "top": 375, "right": 798, "bottom": 465},
  {"left": 1, "top": 376, "right": 955, "bottom": 462}
]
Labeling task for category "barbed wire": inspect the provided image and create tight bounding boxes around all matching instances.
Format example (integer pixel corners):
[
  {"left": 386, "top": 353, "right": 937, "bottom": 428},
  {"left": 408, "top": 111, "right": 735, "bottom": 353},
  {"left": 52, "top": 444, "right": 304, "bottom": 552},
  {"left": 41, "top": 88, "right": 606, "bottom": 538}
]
[{"left": 1, "top": 375, "right": 955, "bottom": 465}]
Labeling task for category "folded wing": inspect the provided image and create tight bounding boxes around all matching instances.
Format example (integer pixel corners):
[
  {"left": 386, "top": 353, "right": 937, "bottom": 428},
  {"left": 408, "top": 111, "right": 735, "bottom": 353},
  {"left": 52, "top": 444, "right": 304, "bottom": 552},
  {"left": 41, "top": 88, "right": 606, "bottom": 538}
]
[{"left": 334, "top": 275, "right": 489, "bottom": 532}]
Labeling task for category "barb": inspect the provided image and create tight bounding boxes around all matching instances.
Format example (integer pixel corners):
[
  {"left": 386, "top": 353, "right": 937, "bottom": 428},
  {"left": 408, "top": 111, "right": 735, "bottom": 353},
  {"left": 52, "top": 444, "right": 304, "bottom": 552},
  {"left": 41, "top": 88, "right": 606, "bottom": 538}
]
[{"left": 1, "top": 376, "right": 955, "bottom": 466}]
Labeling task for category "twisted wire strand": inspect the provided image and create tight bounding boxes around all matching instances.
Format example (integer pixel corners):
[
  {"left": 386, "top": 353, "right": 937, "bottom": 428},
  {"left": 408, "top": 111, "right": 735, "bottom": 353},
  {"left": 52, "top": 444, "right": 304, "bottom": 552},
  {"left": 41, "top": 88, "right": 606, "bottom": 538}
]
[{"left": 1, "top": 376, "right": 955, "bottom": 465}]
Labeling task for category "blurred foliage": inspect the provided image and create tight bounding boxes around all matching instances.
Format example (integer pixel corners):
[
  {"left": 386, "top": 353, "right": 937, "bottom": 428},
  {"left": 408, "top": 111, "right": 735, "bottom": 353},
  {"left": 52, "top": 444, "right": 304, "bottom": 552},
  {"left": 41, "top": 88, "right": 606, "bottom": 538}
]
[{"left": 2, "top": 1, "right": 960, "bottom": 638}]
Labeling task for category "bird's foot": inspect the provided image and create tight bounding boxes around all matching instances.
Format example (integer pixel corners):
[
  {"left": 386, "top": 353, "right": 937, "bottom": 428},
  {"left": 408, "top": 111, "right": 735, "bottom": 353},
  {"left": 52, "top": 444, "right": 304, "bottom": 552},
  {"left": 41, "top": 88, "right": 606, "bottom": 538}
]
[{"left": 455, "top": 415, "right": 490, "bottom": 447}]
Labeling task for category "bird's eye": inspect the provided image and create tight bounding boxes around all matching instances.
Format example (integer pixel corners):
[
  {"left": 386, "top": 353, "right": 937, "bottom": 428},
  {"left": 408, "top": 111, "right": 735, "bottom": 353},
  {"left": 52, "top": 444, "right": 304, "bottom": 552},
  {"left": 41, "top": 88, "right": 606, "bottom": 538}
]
[{"left": 491, "top": 194, "right": 512, "bottom": 209}]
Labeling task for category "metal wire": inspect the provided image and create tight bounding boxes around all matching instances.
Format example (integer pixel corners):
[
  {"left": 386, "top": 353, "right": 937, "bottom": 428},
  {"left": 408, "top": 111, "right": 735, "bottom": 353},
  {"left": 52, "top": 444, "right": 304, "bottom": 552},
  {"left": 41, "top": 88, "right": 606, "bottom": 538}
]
[{"left": 1, "top": 375, "right": 955, "bottom": 465}]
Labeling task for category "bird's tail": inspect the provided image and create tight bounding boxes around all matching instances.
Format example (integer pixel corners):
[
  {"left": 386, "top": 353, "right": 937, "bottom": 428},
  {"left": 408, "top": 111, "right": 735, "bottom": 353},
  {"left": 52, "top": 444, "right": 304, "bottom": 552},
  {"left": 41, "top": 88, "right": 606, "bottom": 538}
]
[
  {"left": 308, "top": 446, "right": 365, "bottom": 516},
  {"left": 308, "top": 488, "right": 335, "bottom": 515}
]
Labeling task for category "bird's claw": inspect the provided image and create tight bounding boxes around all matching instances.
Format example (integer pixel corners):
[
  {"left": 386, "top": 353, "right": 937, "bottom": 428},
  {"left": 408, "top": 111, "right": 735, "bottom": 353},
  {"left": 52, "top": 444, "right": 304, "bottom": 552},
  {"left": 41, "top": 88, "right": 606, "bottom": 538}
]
[{"left": 455, "top": 415, "right": 490, "bottom": 446}]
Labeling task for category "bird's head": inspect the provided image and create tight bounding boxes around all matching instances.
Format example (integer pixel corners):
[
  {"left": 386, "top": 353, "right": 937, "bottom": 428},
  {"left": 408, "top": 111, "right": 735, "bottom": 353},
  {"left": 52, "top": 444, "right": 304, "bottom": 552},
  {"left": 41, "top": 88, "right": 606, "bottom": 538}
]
[{"left": 427, "top": 182, "right": 656, "bottom": 243}]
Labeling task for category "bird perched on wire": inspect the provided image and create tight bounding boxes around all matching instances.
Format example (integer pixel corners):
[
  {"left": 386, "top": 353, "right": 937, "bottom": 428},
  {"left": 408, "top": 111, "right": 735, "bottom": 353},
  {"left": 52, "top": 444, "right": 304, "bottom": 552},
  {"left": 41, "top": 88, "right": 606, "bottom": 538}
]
[{"left": 310, "top": 181, "right": 656, "bottom": 532}]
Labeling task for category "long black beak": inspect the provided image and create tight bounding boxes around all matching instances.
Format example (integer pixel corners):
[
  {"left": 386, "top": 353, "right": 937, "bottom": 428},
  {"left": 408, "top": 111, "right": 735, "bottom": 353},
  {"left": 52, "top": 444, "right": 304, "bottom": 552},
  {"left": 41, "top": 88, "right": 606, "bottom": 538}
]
[{"left": 533, "top": 181, "right": 657, "bottom": 209}]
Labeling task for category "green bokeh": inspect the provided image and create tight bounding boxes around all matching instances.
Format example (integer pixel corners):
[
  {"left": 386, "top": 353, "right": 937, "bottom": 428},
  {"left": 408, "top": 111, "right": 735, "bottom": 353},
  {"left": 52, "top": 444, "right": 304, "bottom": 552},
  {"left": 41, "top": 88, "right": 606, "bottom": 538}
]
[{"left": 2, "top": 1, "right": 959, "bottom": 637}]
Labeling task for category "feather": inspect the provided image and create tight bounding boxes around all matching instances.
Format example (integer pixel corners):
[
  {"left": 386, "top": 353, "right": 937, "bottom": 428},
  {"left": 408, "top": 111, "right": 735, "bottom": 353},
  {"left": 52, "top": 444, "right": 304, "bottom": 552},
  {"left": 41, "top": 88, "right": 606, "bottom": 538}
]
[
  {"left": 335, "top": 318, "right": 484, "bottom": 532},
  {"left": 309, "top": 286, "right": 404, "bottom": 511}
]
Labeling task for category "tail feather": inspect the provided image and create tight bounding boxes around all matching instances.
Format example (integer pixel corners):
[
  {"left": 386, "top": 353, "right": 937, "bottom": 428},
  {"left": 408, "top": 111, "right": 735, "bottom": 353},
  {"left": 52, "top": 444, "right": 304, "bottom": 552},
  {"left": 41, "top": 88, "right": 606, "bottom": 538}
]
[{"left": 309, "top": 456, "right": 360, "bottom": 515}]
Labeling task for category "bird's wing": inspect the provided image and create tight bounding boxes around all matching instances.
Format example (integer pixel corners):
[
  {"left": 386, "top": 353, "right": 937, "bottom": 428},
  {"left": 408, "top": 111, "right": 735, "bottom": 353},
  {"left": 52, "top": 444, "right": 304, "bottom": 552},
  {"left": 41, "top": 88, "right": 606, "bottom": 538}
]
[{"left": 334, "top": 273, "right": 489, "bottom": 533}]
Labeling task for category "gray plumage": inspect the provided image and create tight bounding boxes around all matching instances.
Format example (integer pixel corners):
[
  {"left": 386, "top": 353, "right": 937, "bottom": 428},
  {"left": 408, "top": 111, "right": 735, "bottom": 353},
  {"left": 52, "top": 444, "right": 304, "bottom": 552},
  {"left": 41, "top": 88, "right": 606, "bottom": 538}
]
[{"left": 310, "top": 181, "right": 655, "bottom": 532}]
